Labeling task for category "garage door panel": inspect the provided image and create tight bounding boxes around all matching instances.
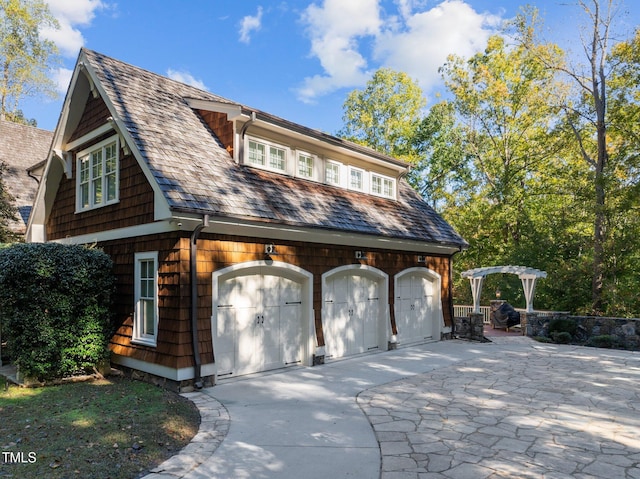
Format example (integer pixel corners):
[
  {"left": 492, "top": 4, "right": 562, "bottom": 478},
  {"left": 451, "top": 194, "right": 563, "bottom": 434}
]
[
  {"left": 324, "top": 271, "right": 382, "bottom": 360},
  {"left": 216, "top": 268, "right": 306, "bottom": 377},
  {"left": 395, "top": 272, "right": 436, "bottom": 345}
]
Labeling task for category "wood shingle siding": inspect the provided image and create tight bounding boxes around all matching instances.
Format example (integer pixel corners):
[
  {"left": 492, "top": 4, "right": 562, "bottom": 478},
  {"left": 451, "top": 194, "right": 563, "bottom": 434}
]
[
  {"left": 46, "top": 150, "right": 155, "bottom": 239},
  {"left": 103, "top": 232, "right": 452, "bottom": 371}
]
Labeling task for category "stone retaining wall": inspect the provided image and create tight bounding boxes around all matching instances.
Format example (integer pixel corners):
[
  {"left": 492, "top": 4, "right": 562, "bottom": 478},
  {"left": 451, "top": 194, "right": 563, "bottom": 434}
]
[
  {"left": 454, "top": 313, "right": 485, "bottom": 341},
  {"left": 523, "top": 312, "right": 640, "bottom": 349}
]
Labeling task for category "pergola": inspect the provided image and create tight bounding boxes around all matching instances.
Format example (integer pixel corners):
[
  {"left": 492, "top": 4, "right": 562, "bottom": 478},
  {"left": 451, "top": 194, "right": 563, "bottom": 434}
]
[{"left": 461, "top": 266, "right": 547, "bottom": 313}]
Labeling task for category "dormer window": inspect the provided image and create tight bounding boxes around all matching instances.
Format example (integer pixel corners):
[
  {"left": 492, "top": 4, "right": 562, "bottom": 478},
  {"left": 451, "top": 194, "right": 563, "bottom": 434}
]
[
  {"left": 325, "top": 160, "right": 341, "bottom": 186},
  {"left": 349, "top": 166, "right": 365, "bottom": 191},
  {"left": 297, "top": 152, "right": 314, "bottom": 178},
  {"left": 247, "top": 137, "right": 287, "bottom": 173},
  {"left": 76, "top": 135, "right": 120, "bottom": 212},
  {"left": 371, "top": 173, "right": 395, "bottom": 198}
]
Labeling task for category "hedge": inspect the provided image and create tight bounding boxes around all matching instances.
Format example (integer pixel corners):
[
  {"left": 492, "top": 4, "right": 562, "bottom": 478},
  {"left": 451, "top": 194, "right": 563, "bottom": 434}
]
[{"left": 0, "top": 243, "right": 115, "bottom": 381}]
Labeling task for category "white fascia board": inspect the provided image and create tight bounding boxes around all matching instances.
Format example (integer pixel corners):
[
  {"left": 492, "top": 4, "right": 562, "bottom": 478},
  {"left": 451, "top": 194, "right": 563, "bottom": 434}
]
[
  {"left": 205, "top": 216, "right": 460, "bottom": 255},
  {"left": 185, "top": 98, "right": 244, "bottom": 121},
  {"left": 79, "top": 52, "right": 172, "bottom": 222},
  {"left": 51, "top": 214, "right": 459, "bottom": 255}
]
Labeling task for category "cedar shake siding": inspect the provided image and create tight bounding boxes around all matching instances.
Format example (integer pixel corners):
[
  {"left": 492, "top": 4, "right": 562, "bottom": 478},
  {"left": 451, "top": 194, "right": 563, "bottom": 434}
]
[
  {"left": 46, "top": 149, "right": 154, "bottom": 239},
  {"left": 105, "top": 231, "right": 453, "bottom": 372}
]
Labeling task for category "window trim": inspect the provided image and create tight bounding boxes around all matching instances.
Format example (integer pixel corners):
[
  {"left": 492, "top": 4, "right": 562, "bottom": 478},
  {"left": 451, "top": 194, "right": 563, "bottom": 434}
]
[
  {"left": 296, "top": 151, "right": 315, "bottom": 179},
  {"left": 245, "top": 136, "right": 290, "bottom": 174},
  {"left": 133, "top": 251, "right": 159, "bottom": 347},
  {"left": 370, "top": 173, "right": 396, "bottom": 199},
  {"left": 348, "top": 166, "right": 366, "bottom": 192},
  {"left": 75, "top": 135, "right": 120, "bottom": 212}
]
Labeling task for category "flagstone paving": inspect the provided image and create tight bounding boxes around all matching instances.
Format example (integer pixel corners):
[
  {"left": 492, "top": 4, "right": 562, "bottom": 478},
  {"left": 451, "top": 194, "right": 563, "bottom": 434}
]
[{"left": 357, "top": 338, "right": 640, "bottom": 478}]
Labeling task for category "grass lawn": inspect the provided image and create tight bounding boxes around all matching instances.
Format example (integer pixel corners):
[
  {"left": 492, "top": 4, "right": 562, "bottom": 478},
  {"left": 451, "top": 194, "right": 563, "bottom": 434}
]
[{"left": 0, "top": 375, "right": 200, "bottom": 479}]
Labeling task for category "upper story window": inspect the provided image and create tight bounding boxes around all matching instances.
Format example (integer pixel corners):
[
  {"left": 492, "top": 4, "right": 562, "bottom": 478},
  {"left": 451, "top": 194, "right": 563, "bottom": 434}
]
[
  {"left": 243, "top": 135, "right": 398, "bottom": 199},
  {"left": 248, "top": 137, "right": 287, "bottom": 172},
  {"left": 349, "top": 166, "right": 365, "bottom": 191},
  {"left": 297, "top": 152, "right": 314, "bottom": 178},
  {"left": 371, "top": 173, "right": 395, "bottom": 198},
  {"left": 325, "top": 161, "right": 341, "bottom": 186},
  {"left": 76, "top": 136, "right": 119, "bottom": 212}
]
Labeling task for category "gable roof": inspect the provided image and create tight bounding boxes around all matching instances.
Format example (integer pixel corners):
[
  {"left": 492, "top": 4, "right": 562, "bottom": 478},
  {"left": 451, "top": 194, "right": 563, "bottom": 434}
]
[
  {"left": 0, "top": 119, "right": 52, "bottom": 233},
  {"left": 50, "top": 49, "right": 467, "bottom": 251}
]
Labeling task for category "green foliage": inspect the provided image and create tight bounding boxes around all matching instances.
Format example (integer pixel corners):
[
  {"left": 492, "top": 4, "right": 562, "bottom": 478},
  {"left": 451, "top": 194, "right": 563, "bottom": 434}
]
[
  {"left": 0, "top": 0, "right": 60, "bottom": 119},
  {"left": 586, "top": 335, "right": 617, "bottom": 349},
  {"left": 0, "top": 162, "right": 19, "bottom": 242},
  {"left": 338, "top": 68, "right": 425, "bottom": 163},
  {"left": 548, "top": 318, "right": 577, "bottom": 337},
  {"left": 0, "top": 243, "right": 115, "bottom": 380},
  {"left": 550, "top": 331, "right": 572, "bottom": 344}
]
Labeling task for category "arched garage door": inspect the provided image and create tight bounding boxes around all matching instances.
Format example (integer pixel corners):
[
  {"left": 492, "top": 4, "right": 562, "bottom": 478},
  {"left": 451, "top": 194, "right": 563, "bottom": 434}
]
[
  {"left": 394, "top": 267, "right": 443, "bottom": 346},
  {"left": 212, "top": 261, "right": 314, "bottom": 378},
  {"left": 322, "top": 265, "right": 389, "bottom": 360}
]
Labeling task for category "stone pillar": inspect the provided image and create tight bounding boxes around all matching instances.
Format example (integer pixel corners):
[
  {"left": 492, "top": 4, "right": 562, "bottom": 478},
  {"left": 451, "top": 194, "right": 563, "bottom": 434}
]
[
  {"left": 521, "top": 312, "right": 539, "bottom": 337},
  {"left": 455, "top": 313, "right": 485, "bottom": 341}
]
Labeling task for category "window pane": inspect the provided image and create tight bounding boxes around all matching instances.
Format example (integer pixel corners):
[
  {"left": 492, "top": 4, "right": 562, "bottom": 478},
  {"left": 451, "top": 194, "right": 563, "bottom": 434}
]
[
  {"left": 269, "top": 146, "right": 285, "bottom": 170},
  {"left": 80, "top": 183, "right": 89, "bottom": 208},
  {"left": 350, "top": 169, "right": 363, "bottom": 189},
  {"left": 298, "top": 154, "right": 313, "bottom": 177},
  {"left": 372, "top": 175, "right": 382, "bottom": 194},
  {"left": 92, "top": 178, "right": 102, "bottom": 204},
  {"left": 326, "top": 163, "right": 340, "bottom": 184},
  {"left": 249, "top": 140, "right": 265, "bottom": 165},
  {"left": 142, "top": 299, "right": 155, "bottom": 336},
  {"left": 106, "top": 173, "right": 117, "bottom": 201}
]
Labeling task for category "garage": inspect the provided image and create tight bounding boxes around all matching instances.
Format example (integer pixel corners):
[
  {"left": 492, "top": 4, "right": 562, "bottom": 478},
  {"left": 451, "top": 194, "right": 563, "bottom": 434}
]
[
  {"left": 394, "top": 268, "right": 442, "bottom": 346},
  {"left": 322, "top": 265, "right": 389, "bottom": 360},
  {"left": 212, "top": 262, "right": 313, "bottom": 378}
]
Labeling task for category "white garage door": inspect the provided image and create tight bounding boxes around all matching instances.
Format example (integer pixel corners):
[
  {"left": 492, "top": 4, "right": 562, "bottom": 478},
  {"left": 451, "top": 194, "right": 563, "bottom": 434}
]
[
  {"left": 323, "top": 272, "right": 381, "bottom": 359},
  {"left": 395, "top": 272, "right": 435, "bottom": 345},
  {"left": 216, "top": 271, "right": 303, "bottom": 377}
]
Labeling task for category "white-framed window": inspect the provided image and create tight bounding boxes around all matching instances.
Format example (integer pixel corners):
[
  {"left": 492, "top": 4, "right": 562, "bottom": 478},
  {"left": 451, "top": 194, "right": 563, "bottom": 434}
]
[
  {"left": 371, "top": 173, "right": 395, "bottom": 198},
  {"left": 133, "top": 252, "right": 158, "bottom": 347},
  {"left": 349, "top": 166, "right": 365, "bottom": 191},
  {"left": 246, "top": 137, "right": 288, "bottom": 173},
  {"left": 297, "top": 152, "right": 314, "bottom": 178},
  {"left": 325, "top": 160, "right": 342, "bottom": 186},
  {"left": 76, "top": 135, "right": 119, "bottom": 211}
]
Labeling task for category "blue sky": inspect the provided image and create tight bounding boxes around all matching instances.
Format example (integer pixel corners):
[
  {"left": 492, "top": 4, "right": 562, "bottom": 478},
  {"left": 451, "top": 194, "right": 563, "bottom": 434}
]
[{"left": 22, "top": 0, "right": 640, "bottom": 134}]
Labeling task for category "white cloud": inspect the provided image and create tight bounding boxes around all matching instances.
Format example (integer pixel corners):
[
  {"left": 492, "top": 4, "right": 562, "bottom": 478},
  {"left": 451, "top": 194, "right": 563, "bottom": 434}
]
[
  {"left": 297, "top": 0, "right": 382, "bottom": 102},
  {"left": 41, "top": 0, "right": 106, "bottom": 56},
  {"left": 52, "top": 67, "right": 74, "bottom": 93},
  {"left": 166, "top": 69, "right": 208, "bottom": 91},
  {"left": 239, "top": 6, "right": 263, "bottom": 44},
  {"left": 296, "top": 0, "right": 504, "bottom": 102},
  {"left": 374, "top": 0, "right": 503, "bottom": 93}
]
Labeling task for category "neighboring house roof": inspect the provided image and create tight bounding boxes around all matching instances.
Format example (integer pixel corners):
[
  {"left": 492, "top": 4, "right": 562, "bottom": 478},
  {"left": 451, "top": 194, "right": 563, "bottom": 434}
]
[
  {"left": 44, "top": 49, "right": 467, "bottom": 251},
  {"left": 0, "top": 119, "right": 52, "bottom": 233}
]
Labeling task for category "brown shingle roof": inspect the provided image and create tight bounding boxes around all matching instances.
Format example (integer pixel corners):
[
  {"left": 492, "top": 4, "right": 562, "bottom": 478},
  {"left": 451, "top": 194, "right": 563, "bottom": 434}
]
[
  {"left": 0, "top": 119, "right": 53, "bottom": 233},
  {"left": 83, "top": 49, "right": 467, "bottom": 249}
]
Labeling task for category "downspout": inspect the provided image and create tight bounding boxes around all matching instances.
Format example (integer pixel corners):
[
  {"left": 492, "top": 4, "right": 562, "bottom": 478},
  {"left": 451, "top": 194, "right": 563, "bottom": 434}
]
[
  {"left": 237, "top": 111, "right": 257, "bottom": 163},
  {"left": 190, "top": 214, "right": 209, "bottom": 389}
]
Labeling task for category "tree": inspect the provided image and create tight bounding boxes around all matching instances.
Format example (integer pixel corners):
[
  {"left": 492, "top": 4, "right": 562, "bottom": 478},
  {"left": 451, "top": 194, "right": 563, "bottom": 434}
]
[
  {"left": 0, "top": 162, "right": 18, "bottom": 243},
  {"left": 338, "top": 68, "right": 426, "bottom": 163},
  {"left": 0, "top": 0, "right": 59, "bottom": 122}
]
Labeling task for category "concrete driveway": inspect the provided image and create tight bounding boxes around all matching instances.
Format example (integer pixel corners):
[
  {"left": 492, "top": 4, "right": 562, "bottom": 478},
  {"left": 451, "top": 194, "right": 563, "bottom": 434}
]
[{"left": 145, "top": 337, "right": 640, "bottom": 479}]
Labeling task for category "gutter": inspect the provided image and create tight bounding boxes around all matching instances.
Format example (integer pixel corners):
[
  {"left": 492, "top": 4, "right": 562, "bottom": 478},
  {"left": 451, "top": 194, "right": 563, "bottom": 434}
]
[{"left": 190, "top": 214, "right": 209, "bottom": 389}]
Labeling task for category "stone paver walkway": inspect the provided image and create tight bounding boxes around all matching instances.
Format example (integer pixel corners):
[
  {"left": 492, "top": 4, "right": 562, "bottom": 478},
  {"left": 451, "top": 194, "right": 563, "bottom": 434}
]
[{"left": 358, "top": 342, "right": 640, "bottom": 478}]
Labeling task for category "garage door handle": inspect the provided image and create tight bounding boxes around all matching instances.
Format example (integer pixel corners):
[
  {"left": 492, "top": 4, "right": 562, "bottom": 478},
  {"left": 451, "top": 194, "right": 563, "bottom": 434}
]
[
  {"left": 285, "top": 301, "right": 302, "bottom": 305},
  {"left": 368, "top": 297, "right": 379, "bottom": 301}
]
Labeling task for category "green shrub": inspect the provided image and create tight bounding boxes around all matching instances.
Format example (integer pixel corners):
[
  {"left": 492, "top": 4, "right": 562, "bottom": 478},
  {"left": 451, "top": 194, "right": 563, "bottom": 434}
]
[
  {"left": 533, "top": 336, "right": 553, "bottom": 343},
  {"left": 550, "top": 331, "right": 572, "bottom": 344},
  {"left": 587, "top": 335, "right": 617, "bottom": 349},
  {"left": 548, "top": 318, "right": 577, "bottom": 336},
  {"left": 0, "top": 243, "right": 114, "bottom": 381}
]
